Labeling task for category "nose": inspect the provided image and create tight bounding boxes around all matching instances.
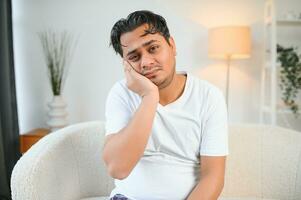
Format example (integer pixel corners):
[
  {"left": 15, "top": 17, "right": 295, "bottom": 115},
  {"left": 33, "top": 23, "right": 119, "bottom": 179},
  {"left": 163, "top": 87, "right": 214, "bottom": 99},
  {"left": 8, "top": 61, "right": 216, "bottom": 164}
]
[{"left": 140, "top": 54, "right": 155, "bottom": 72}]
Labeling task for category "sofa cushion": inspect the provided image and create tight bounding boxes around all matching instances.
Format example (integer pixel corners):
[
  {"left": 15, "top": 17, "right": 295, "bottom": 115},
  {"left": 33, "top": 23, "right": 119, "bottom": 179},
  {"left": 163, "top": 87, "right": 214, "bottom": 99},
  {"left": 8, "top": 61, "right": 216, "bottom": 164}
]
[
  {"left": 80, "top": 196, "right": 278, "bottom": 200},
  {"left": 219, "top": 198, "right": 278, "bottom": 200},
  {"left": 81, "top": 197, "right": 109, "bottom": 200}
]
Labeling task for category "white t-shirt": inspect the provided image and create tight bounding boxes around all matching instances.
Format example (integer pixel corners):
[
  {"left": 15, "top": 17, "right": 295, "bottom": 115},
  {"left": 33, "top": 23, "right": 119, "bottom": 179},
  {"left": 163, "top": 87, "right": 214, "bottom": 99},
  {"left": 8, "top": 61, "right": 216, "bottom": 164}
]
[{"left": 105, "top": 72, "right": 229, "bottom": 200}]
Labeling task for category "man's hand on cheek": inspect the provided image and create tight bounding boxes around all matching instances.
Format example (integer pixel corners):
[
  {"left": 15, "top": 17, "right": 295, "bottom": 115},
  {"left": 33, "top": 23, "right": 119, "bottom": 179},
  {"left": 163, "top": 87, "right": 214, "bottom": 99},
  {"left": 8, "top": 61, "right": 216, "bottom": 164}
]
[{"left": 123, "top": 59, "right": 159, "bottom": 99}]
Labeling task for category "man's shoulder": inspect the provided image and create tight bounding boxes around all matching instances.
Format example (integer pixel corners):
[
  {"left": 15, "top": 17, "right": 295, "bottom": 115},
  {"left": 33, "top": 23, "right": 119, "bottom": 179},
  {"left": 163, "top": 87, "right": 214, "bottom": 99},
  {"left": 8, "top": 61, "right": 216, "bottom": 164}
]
[
  {"left": 111, "top": 78, "right": 127, "bottom": 90},
  {"left": 107, "top": 78, "right": 140, "bottom": 104},
  {"left": 188, "top": 73, "right": 224, "bottom": 99},
  {"left": 109, "top": 78, "right": 136, "bottom": 96},
  {"left": 188, "top": 74, "right": 227, "bottom": 117}
]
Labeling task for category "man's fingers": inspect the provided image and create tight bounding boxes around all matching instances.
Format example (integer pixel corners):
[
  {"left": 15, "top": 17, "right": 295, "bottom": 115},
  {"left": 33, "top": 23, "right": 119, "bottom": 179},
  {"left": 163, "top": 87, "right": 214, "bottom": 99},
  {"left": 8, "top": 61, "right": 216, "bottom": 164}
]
[
  {"left": 122, "top": 59, "right": 128, "bottom": 72},
  {"left": 124, "top": 66, "right": 131, "bottom": 73},
  {"left": 123, "top": 60, "right": 130, "bottom": 72},
  {"left": 123, "top": 60, "right": 133, "bottom": 84},
  {"left": 124, "top": 59, "right": 142, "bottom": 74}
]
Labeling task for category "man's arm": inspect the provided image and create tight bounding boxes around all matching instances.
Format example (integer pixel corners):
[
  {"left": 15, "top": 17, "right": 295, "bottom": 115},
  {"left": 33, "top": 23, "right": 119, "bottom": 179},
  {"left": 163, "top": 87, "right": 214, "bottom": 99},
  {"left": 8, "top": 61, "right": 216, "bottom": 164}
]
[
  {"left": 102, "top": 61, "right": 159, "bottom": 180},
  {"left": 187, "top": 156, "right": 226, "bottom": 200},
  {"left": 102, "top": 93, "right": 158, "bottom": 180}
]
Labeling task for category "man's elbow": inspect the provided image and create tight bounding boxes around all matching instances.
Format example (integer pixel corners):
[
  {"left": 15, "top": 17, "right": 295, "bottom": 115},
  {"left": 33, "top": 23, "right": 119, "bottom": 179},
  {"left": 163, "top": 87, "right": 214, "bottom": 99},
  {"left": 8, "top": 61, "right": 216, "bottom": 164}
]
[
  {"left": 102, "top": 152, "right": 130, "bottom": 180},
  {"left": 107, "top": 164, "right": 130, "bottom": 180}
]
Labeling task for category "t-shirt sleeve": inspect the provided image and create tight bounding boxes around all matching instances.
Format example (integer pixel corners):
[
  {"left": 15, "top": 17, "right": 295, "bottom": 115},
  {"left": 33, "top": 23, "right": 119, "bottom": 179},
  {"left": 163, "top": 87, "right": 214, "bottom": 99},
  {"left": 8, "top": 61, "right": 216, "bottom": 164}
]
[
  {"left": 105, "top": 82, "right": 132, "bottom": 136},
  {"left": 200, "top": 87, "right": 229, "bottom": 156}
]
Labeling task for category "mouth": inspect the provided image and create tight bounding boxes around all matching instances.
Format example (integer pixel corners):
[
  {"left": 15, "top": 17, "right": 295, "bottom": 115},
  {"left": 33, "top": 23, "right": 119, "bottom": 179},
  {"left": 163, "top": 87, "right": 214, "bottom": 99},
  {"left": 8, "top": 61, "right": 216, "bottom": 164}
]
[{"left": 143, "top": 68, "right": 161, "bottom": 79}]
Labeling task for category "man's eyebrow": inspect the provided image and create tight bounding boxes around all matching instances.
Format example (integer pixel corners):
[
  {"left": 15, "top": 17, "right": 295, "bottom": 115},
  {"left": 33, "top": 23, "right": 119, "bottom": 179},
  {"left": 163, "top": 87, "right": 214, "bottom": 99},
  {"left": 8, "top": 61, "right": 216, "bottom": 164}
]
[{"left": 125, "top": 39, "right": 159, "bottom": 57}]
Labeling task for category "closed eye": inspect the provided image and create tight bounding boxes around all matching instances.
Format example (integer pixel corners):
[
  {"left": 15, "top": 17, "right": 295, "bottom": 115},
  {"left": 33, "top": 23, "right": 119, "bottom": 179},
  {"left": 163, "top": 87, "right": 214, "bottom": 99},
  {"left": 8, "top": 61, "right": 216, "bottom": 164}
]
[{"left": 129, "top": 55, "right": 140, "bottom": 62}]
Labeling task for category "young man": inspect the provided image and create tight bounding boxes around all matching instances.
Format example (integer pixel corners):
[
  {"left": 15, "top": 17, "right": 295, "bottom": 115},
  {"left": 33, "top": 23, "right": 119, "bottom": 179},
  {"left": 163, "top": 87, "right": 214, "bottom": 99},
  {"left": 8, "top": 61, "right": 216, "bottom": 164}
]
[{"left": 103, "top": 10, "right": 228, "bottom": 200}]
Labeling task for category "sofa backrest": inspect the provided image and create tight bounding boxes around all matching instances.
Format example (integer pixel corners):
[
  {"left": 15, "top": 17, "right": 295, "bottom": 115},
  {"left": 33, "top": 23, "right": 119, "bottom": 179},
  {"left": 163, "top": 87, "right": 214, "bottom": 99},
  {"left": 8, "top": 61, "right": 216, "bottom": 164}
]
[{"left": 221, "top": 124, "right": 301, "bottom": 200}]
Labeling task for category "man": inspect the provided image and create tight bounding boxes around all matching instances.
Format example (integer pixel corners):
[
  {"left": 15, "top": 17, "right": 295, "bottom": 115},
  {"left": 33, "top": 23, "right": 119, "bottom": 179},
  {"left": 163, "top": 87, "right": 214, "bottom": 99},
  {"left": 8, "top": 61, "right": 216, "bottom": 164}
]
[{"left": 102, "top": 10, "right": 228, "bottom": 200}]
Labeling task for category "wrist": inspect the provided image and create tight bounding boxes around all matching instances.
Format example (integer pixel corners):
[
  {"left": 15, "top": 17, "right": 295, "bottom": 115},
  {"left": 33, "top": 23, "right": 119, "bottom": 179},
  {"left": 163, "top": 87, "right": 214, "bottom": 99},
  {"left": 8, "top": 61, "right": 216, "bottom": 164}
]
[{"left": 142, "top": 91, "right": 159, "bottom": 103}]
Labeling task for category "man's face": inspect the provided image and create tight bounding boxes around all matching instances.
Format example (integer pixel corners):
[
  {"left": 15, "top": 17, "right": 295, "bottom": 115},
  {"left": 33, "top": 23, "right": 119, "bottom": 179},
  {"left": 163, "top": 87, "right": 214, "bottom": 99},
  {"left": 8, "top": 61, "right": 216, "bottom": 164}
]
[{"left": 120, "top": 24, "right": 177, "bottom": 89}]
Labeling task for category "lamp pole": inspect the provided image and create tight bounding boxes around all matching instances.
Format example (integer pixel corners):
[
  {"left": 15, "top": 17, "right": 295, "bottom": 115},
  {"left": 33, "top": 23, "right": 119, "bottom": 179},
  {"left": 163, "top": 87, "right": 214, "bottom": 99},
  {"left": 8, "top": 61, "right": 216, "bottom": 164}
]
[{"left": 225, "top": 55, "right": 231, "bottom": 109}]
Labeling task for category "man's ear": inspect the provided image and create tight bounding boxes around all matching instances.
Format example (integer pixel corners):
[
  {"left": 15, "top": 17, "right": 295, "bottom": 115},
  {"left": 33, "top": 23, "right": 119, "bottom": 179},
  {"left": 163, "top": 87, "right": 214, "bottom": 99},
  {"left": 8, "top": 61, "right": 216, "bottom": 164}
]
[{"left": 168, "top": 36, "right": 177, "bottom": 56}]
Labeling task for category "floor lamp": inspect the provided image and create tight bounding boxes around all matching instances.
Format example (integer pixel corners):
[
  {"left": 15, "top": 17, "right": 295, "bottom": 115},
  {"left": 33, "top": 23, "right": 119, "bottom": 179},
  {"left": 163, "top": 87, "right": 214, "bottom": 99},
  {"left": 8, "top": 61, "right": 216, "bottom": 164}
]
[{"left": 208, "top": 26, "right": 251, "bottom": 108}]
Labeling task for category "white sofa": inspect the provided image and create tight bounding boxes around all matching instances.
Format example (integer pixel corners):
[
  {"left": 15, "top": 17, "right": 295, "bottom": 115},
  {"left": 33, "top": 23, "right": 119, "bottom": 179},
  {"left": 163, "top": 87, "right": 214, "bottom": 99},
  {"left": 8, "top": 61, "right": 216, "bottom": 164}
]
[{"left": 11, "top": 121, "right": 301, "bottom": 200}]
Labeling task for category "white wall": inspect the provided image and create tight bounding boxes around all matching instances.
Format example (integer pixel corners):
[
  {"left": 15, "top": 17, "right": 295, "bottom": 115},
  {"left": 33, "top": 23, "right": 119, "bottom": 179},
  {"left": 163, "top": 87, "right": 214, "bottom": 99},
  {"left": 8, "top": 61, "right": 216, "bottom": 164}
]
[{"left": 12, "top": 0, "right": 300, "bottom": 134}]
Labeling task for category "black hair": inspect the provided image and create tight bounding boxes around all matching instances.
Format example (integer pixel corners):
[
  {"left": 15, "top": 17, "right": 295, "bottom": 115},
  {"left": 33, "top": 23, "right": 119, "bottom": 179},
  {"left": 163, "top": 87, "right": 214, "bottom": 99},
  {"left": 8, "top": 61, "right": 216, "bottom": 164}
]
[{"left": 110, "top": 10, "right": 171, "bottom": 57}]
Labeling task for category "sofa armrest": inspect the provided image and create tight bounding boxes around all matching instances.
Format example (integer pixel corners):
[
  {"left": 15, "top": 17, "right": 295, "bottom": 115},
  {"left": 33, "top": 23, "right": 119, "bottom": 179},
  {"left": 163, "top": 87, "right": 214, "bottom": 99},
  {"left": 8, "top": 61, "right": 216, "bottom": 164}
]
[{"left": 11, "top": 121, "right": 112, "bottom": 200}]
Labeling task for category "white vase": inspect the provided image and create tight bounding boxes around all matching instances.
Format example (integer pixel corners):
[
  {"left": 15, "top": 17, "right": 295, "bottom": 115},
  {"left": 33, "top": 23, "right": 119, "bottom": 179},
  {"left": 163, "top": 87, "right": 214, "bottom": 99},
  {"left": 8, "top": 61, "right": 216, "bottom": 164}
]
[{"left": 47, "top": 95, "right": 68, "bottom": 132}]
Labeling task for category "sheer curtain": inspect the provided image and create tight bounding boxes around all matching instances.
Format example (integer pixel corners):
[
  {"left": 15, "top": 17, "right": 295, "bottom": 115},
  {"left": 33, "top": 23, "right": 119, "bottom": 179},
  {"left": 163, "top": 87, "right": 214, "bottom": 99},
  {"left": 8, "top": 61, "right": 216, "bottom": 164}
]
[{"left": 0, "top": 0, "right": 21, "bottom": 199}]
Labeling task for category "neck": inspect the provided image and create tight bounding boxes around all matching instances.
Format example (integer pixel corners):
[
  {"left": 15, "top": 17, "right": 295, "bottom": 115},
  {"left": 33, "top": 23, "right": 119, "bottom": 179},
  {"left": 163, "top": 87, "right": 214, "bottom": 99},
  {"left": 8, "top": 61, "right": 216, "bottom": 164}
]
[{"left": 159, "top": 73, "right": 187, "bottom": 106}]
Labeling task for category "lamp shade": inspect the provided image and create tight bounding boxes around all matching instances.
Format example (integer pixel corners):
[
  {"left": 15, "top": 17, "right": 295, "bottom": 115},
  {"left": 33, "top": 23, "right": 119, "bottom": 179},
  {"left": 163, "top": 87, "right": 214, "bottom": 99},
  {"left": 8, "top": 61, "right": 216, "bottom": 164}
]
[{"left": 208, "top": 26, "right": 251, "bottom": 59}]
